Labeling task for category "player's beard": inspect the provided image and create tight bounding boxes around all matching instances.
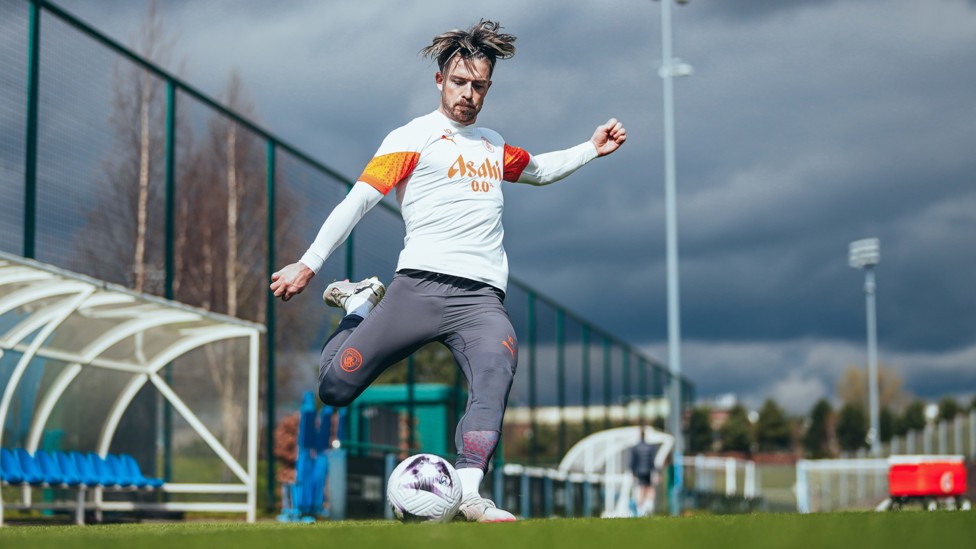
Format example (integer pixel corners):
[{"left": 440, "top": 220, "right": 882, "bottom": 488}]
[{"left": 446, "top": 98, "right": 479, "bottom": 124}]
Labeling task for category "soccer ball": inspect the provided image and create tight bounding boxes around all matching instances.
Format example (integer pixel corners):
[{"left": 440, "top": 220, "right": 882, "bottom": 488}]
[{"left": 387, "top": 453, "right": 463, "bottom": 523}]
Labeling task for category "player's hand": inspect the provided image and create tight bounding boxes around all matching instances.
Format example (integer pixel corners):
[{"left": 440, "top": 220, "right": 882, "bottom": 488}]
[
  {"left": 591, "top": 118, "right": 627, "bottom": 157},
  {"left": 270, "top": 262, "right": 314, "bottom": 302}
]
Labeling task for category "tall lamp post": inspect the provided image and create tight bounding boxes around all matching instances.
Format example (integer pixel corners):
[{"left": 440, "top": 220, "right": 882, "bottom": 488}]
[
  {"left": 849, "top": 238, "right": 881, "bottom": 456},
  {"left": 656, "top": 0, "right": 693, "bottom": 516}
]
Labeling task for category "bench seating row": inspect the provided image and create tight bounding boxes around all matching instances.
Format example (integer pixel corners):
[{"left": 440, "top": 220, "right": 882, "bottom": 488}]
[{"left": 1, "top": 448, "right": 163, "bottom": 489}]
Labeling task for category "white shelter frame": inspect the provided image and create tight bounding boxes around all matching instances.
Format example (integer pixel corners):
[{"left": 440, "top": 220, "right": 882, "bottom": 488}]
[
  {"left": 557, "top": 425, "right": 674, "bottom": 517},
  {"left": 0, "top": 252, "right": 263, "bottom": 525}
]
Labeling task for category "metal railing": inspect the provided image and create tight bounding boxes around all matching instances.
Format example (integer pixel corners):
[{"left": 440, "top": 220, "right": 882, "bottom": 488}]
[{"left": 795, "top": 410, "right": 976, "bottom": 513}]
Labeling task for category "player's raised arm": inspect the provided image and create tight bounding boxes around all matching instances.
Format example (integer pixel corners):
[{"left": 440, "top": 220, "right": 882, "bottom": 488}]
[
  {"left": 506, "top": 118, "right": 627, "bottom": 186},
  {"left": 269, "top": 182, "right": 384, "bottom": 302}
]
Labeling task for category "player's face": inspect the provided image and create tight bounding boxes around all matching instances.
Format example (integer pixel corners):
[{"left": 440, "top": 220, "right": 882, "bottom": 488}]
[{"left": 436, "top": 56, "right": 492, "bottom": 125}]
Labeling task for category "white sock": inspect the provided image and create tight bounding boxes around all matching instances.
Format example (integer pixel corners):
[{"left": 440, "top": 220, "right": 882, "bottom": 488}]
[{"left": 456, "top": 467, "right": 484, "bottom": 497}]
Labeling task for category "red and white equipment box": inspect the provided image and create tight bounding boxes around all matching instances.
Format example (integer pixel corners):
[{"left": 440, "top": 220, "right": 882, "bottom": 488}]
[{"left": 888, "top": 455, "right": 967, "bottom": 498}]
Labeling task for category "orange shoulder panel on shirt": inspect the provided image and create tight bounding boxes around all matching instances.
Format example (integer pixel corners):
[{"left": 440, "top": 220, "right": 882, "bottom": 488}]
[
  {"left": 503, "top": 144, "right": 531, "bottom": 182},
  {"left": 358, "top": 152, "right": 420, "bottom": 195}
]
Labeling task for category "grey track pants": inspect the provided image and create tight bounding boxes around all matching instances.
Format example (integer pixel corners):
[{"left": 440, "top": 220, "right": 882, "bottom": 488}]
[{"left": 318, "top": 269, "right": 519, "bottom": 471}]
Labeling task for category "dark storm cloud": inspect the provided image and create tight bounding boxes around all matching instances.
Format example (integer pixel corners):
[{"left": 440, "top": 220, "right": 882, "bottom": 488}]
[
  {"left": 26, "top": 0, "right": 976, "bottom": 404},
  {"left": 904, "top": 351, "right": 976, "bottom": 399},
  {"left": 500, "top": 0, "right": 976, "bottom": 359}
]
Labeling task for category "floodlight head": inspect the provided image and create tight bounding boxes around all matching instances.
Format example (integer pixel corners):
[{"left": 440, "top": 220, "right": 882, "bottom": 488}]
[
  {"left": 848, "top": 238, "right": 880, "bottom": 269},
  {"left": 658, "top": 61, "right": 695, "bottom": 79},
  {"left": 672, "top": 62, "right": 694, "bottom": 77}
]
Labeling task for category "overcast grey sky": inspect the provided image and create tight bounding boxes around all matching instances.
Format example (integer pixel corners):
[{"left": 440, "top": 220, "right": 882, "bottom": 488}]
[{"left": 47, "top": 0, "right": 976, "bottom": 413}]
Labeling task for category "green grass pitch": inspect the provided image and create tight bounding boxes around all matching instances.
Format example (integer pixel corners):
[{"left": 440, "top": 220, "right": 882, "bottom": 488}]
[{"left": 1, "top": 512, "right": 974, "bottom": 549}]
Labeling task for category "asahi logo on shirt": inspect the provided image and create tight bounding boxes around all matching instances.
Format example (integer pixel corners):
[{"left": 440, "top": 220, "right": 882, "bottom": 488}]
[{"left": 447, "top": 154, "right": 502, "bottom": 181}]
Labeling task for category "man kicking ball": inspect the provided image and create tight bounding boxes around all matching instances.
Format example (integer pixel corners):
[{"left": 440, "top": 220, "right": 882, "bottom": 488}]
[{"left": 270, "top": 19, "right": 626, "bottom": 522}]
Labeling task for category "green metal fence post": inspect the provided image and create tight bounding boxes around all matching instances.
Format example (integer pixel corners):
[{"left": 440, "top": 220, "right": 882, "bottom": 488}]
[
  {"left": 638, "top": 358, "right": 647, "bottom": 425},
  {"left": 162, "top": 79, "right": 177, "bottom": 483},
  {"left": 407, "top": 354, "right": 415, "bottom": 451},
  {"left": 163, "top": 81, "right": 176, "bottom": 297},
  {"left": 556, "top": 309, "right": 566, "bottom": 457},
  {"left": 623, "top": 351, "right": 631, "bottom": 422},
  {"left": 265, "top": 138, "right": 277, "bottom": 512},
  {"left": 581, "top": 325, "right": 590, "bottom": 436},
  {"left": 528, "top": 291, "right": 537, "bottom": 464},
  {"left": 603, "top": 337, "right": 611, "bottom": 430},
  {"left": 23, "top": 0, "right": 42, "bottom": 259},
  {"left": 655, "top": 365, "right": 663, "bottom": 399}
]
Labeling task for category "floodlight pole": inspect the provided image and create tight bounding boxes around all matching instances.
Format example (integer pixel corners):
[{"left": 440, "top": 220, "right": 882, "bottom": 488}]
[
  {"left": 657, "top": 0, "right": 692, "bottom": 516},
  {"left": 849, "top": 238, "right": 881, "bottom": 457},
  {"left": 863, "top": 265, "right": 880, "bottom": 456}
]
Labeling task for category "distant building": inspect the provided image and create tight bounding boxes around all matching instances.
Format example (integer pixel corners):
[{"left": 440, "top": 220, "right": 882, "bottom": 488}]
[
  {"left": 695, "top": 393, "right": 746, "bottom": 431},
  {"left": 504, "top": 397, "right": 670, "bottom": 427}
]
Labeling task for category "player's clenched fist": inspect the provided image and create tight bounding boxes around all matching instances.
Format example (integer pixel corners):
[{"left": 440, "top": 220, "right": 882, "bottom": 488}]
[{"left": 591, "top": 118, "right": 627, "bottom": 157}]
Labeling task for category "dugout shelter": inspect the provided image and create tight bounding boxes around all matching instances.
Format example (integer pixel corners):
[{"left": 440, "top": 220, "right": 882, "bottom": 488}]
[{"left": 0, "top": 252, "right": 262, "bottom": 525}]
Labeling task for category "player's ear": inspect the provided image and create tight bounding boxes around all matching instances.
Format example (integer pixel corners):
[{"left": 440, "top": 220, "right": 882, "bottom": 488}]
[{"left": 435, "top": 72, "right": 444, "bottom": 91}]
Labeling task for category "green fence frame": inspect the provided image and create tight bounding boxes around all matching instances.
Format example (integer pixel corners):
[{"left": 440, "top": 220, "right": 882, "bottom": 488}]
[{"left": 7, "top": 0, "right": 695, "bottom": 513}]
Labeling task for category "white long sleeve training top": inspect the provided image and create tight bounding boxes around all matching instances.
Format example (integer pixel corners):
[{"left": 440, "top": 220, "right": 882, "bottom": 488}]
[{"left": 300, "top": 110, "right": 598, "bottom": 293}]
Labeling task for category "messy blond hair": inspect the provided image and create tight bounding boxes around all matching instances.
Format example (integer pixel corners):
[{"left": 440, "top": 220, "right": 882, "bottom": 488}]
[{"left": 420, "top": 19, "right": 516, "bottom": 76}]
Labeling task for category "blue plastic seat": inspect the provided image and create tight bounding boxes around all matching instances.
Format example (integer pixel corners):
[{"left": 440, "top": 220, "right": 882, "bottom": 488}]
[
  {"left": 87, "top": 452, "right": 118, "bottom": 487},
  {"left": 121, "top": 454, "right": 164, "bottom": 489},
  {"left": 87, "top": 452, "right": 122, "bottom": 487},
  {"left": 71, "top": 451, "right": 102, "bottom": 486},
  {"left": 36, "top": 450, "right": 68, "bottom": 486},
  {"left": 56, "top": 451, "right": 85, "bottom": 486},
  {"left": 1, "top": 448, "right": 26, "bottom": 484},
  {"left": 106, "top": 454, "right": 134, "bottom": 488},
  {"left": 114, "top": 455, "right": 146, "bottom": 488},
  {"left": 14, "top": 448, "right": 45, "bottom": 485}
]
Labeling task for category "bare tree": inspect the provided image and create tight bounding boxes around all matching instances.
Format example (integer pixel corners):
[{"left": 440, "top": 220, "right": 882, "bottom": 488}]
[
  {"left": 177, "top": 70, "right": 311, "bottom": 463},
  {"left": 201, "top": 72, "right": 264, "bottom": 461},
  {"left": 836, "top": 364, "right": 910, "bottom": 412},
  {"left": 74, "top": 0, "right": 183, "bottom": 292},
  {"left": 72, "top": 2, "right": 316, "bottom": 473}
]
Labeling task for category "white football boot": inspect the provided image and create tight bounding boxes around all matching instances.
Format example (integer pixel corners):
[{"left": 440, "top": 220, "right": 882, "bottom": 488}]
[
  {"left": 456, "top": 494, "right": 516, "bottom": 523},
  {"left": 323, "top": 276, "right": 385, "bottom": 312}
]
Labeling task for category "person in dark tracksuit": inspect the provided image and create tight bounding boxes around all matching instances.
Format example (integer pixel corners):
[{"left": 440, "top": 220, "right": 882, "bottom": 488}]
[{"left": 630, "top": 427, "right": 659, "bottom": 516}]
